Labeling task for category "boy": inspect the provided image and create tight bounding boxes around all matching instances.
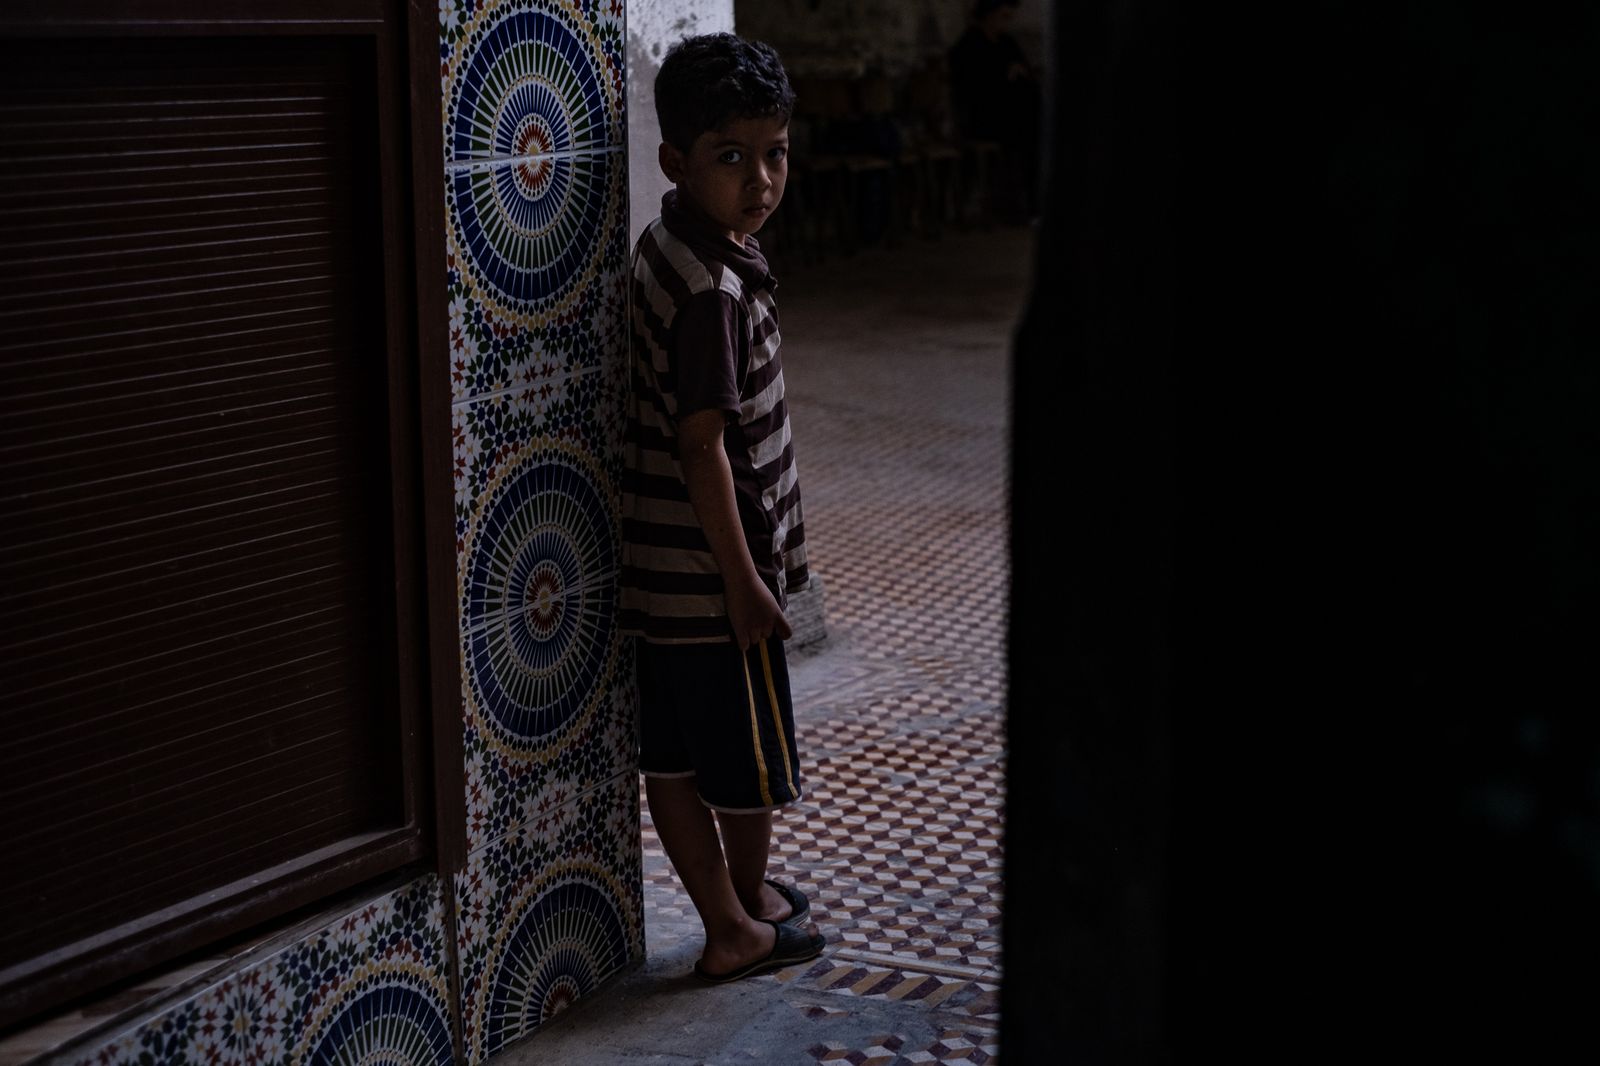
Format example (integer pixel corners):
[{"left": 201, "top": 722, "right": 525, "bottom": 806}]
[{"left": 620, "top": 33, "right": 824, "bottom": 982}]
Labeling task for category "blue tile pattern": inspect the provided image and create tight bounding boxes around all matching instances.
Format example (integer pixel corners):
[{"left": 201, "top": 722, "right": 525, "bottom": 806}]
[
  {"left": 299, "top": 981, "right": 454, "bottom": 1066},
  {"left": 450, "top": 348, "right": 611, "bottom": 506},
  {"left": 445, "top": 151, "right": 619, "bottom": 329},
  {"left": 439, "top": 0, "right": 638, "bottom": 1057},
  {"left": 441, "top": 0, "right": 625, "bottom": 160},
  {"left": 456, "top": 771, "right": 644, "bottom": 1063},
  {"left": 444, "top": 152, "right": 624, "bottom": 406},
  {"left": 447, "top": 6, "right": 606, "bottom": 159},
  {"left": 462, "top": 443, "right": 617, "bottom": 751},
  {"left": 440, "top": 0, "right": 636, "bottom": 922},
  {"left": 461, "top": 659, "right": 635, "bottom": 848},
  {"left": 480, "top": 872, "right": 632, "bottom": 1053},
  {"left": 454, "top": 387, "right": 631, "bottom": 849},
  {"left": 65, "top": 877, "right": 454, "bottom": 1066}
]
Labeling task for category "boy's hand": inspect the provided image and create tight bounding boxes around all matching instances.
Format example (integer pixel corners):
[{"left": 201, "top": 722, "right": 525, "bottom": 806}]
[{"left": 726, "top": 573, "right": 793, "bottom": 652}]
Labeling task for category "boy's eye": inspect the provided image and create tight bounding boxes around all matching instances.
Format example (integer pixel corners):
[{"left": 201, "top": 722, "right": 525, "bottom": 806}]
[
  {"left": 768, "top": 147, "right": 788, "bottom": 162},
  {"left": 719, "top": 149, "right": 744, "bottom": 163}
]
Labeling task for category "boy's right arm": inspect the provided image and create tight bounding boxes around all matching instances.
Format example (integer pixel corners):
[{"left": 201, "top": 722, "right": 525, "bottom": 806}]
[{"left": 678, "top": 408, "right": 792, "bottom": 651}]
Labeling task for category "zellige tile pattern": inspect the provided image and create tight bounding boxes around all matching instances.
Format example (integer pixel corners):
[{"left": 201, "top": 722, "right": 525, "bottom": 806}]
[
  {"left": 440, "top": 0, "right": 624, "bottom": 162},
  {"left": 442, "top": 0, "right": 636, "bottom": 909},
  {"left": 455, "top": 771, "right": 644, "bottom": 1065},
  {"left": 62, "top": 877, "right": 454, "bottom": 1066},
  {"left": 456, "top": 427, "right": 625, "bottom": 851},
  {"left": 439, "top": 1, "right": 640, "bottom": 1060},
  {"left": 444, "top": 149, "right": 625, "bottom": 396}
]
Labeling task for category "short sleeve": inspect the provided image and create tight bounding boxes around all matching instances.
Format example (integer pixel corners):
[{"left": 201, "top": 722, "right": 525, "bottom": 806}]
[{"left": 673, "top": 290, "right": 743, "bottom": 421}]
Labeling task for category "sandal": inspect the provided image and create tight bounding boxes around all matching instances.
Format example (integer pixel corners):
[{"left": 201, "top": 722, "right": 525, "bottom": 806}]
[
  {"left": 765, "top": 879, "right": 811, "bottom": 925},
  {"left": 693, "top": 919, "right": 825, "bottom": 983}
]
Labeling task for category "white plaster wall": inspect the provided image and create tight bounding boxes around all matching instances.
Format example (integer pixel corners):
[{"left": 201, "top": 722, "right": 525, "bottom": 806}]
[{"left": 627, "top": 0, "right": 737, "bottom": 242}]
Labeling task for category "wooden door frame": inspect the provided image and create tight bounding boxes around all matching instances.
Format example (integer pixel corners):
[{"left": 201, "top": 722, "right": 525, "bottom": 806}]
[{"left": 0, "top": 0, "right": 465, "bottom": 1028}]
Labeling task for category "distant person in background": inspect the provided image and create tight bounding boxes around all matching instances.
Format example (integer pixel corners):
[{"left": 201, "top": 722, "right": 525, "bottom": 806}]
[{"left": 949, "top": 0, "right": 1041, "bottom": 223}]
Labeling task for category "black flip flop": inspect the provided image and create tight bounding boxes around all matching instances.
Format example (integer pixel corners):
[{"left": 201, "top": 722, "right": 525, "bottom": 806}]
[
  {"left": 765, "top": 879, "right": 811, "bottom": 925},
  {"left": 693, "top": 919, "right": 825, "bottom": 984}
]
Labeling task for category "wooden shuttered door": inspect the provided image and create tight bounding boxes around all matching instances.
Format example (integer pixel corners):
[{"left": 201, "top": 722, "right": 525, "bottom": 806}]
[{"left": 0, "top": 7, "right": 442, "bottom": 1027}]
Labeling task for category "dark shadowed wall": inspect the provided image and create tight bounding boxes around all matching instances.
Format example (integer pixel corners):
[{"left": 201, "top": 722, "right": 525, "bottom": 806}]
[{"left": 1008, "top": 1, "right": 1600, "bottom": 1058}]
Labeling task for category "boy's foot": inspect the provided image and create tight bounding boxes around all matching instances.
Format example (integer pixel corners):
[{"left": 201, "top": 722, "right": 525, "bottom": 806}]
[
  {"left": 758, "top": 879, "right": 811, "bottom": 925},
  {"left": 694, "top": 919, "right": 826, "bottom": 984}
]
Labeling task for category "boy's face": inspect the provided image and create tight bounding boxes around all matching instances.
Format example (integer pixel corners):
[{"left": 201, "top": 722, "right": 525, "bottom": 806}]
[{"left": 660, "top": 115, "right": 789, "bottom": 246}]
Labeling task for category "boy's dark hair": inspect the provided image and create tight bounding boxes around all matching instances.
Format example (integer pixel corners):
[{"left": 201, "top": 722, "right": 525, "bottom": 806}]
[{"left": 654, "top": 33, "right": 795, "bottom": 151}]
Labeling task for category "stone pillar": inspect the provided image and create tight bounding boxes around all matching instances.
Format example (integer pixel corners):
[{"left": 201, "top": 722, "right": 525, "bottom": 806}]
[{"left": 440, "top": 1, "right": 639, "bottom": 1061}]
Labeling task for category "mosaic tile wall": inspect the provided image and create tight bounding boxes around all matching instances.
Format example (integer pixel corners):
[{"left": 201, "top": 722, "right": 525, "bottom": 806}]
[
  {"left": 440, "top": 1, "right": 641, "bottom": 1062},
  {"left": 63, "top": 878, "right": 454, "bottom": 1066},
  {"left": 45, "top": 5, "right": 637, "bottom": 1064}
]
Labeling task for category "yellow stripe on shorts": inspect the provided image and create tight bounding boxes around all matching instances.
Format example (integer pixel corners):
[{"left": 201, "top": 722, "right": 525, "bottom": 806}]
[
  {"left": 758, "top": 639, "right": 797, "bottom": 798},
  {"left": 741, "top": 644, "right": 774, "bottom": 807}
]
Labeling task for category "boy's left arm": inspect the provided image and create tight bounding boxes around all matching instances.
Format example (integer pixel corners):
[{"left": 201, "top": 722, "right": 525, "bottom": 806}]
[{"left": 678, "top": 408, "right": 792, "bottom": 652}]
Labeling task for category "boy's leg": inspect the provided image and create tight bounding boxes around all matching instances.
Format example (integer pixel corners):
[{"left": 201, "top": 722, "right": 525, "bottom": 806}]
[
  {"left": 716, "top": 810, "right": 796, "bottom": 922},
  {"left": 641, "top": 637, "right": 818, "bottom": 971},
  {"left": 644, "top": 774, "right": 778, "bottom": 973},
  {"left": 712, "top": 637, "right": 805, "bottom": 922}
]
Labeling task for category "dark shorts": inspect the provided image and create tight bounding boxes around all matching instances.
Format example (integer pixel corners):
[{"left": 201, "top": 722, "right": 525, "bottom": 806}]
[{"left": 636, "top": 636, "right": 803, "bottom": 813}]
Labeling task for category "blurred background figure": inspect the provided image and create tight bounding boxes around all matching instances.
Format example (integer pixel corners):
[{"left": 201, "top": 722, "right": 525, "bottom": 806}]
[{"left": 948, "top": 0, "right": 1040, "bottom": 223}]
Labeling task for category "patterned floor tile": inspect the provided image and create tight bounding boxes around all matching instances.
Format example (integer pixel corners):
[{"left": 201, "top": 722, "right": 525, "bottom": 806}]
[
  {"left": 795, "top": 1002, "right": 854, "bottom": 1022},
  {"left": 827, "top": 899, "right": 1002, "bottom": 977},
  {"left": 773, "top": 959, "right": 1000, "bottom": 1023},
  {"left": 805, "top": 728, "right": 1003, "bottom": 789},
  {"left": 806, "top": 1034, "right": 905, "bottom": 1065},
  {"left": 781, "top": 759, "right": 1003, "bottom": 883},
  {"left": 899, "top": 1029, "right": 1001, "bottom": 1064}
]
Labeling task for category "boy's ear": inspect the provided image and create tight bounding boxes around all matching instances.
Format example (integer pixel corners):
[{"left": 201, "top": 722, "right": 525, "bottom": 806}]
[{"left": 658, "top": 141, "right": 684, "bottom": 183}]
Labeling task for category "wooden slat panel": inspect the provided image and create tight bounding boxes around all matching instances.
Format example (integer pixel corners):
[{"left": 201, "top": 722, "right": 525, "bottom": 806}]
[
  {"left": 4, "top": 458, "right": 353, "bottom": 567},
  {"left": 0, "top": 1, "right": 387, "bottom": 35},
  {"left": 0, "top": 34, "right": 405, "bottom": 979},
  {"left": 8, "top": 649, "right": 351, "bottom": 766}
]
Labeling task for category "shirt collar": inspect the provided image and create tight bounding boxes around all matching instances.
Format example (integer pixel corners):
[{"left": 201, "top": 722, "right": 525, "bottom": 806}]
[{"left": 660, "top": 190, "right": 777, "bottom": 293}]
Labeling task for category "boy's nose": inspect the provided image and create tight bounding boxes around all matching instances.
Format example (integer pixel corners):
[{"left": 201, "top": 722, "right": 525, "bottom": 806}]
[{"left": 748, "top": 165, "right": 772, "bottom": 190}]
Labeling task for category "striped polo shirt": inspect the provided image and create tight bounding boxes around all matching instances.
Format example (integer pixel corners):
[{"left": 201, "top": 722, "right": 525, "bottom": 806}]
[{"left": 620, "top": 191, "right": 809, "bottom": 644}]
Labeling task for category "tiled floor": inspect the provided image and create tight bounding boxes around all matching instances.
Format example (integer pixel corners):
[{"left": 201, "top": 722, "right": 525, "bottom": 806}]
[{"left": 511, "top": 221, "right": 1027, "bottom": 1065}]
